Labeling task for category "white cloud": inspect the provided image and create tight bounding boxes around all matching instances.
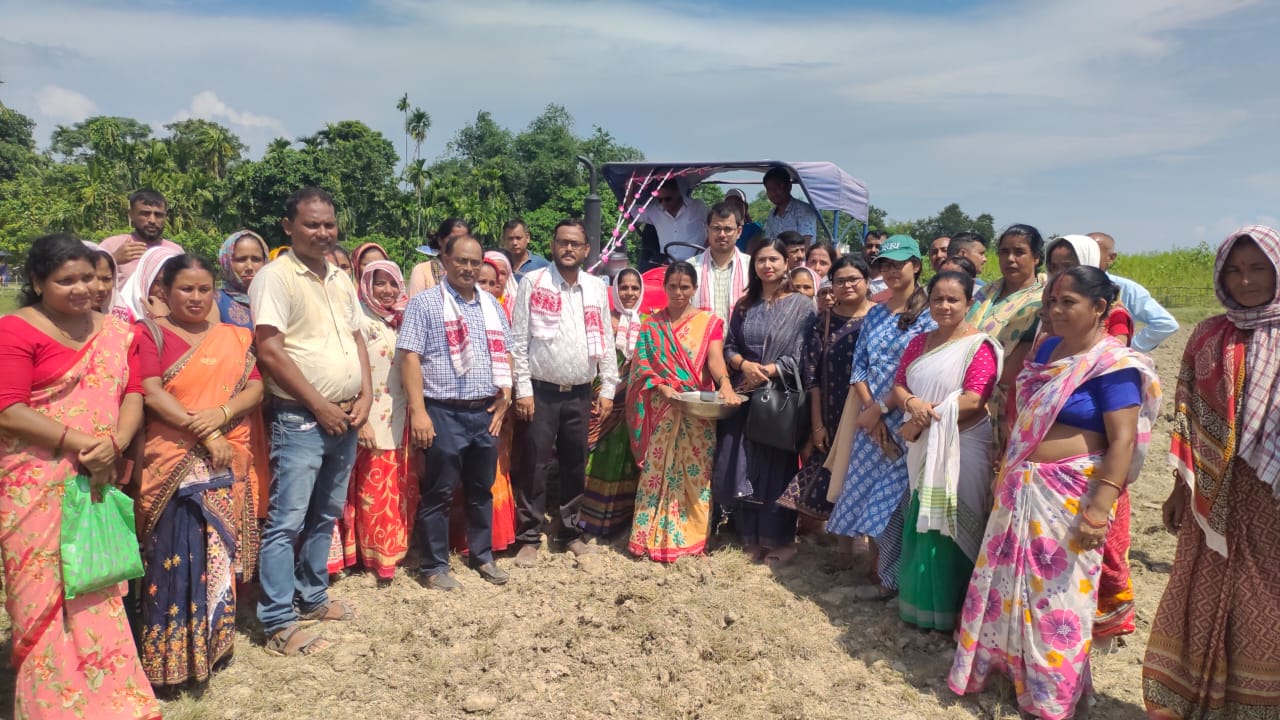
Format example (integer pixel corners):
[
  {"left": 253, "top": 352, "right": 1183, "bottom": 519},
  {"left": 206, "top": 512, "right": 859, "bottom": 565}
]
[
  {"left": 170, "top": 91, "right": 285, "bottom": 133},
  {"left": 33, "top": 84, "right": 96, "bottom": 122}
]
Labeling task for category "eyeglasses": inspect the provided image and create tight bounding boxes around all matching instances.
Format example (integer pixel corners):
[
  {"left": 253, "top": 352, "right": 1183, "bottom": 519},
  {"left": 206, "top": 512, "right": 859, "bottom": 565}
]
[
  {"left": 709, "top": 224, "right": 740, "bottom": 235},
  {"left": 832, "top": 276, "right": 865, "bottom": 287},
  {"left": 554, "top": 239, "right": 588, "bottom": 249}
]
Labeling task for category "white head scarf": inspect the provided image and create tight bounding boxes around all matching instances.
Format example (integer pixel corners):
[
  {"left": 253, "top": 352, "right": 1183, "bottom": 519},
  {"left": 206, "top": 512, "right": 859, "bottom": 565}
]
[
  {"left": 116, "top": 246, "right": 182, "bottom": 320},
  {"left": 611, "top": 267, "right": 645, "bottom": 359},
  {"left": 1046, "top": 234, "right": 1101, "bottom": 273}
]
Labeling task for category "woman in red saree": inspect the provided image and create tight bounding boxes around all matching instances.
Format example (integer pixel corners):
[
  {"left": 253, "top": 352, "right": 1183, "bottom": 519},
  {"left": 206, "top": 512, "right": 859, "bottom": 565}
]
[
  {"left": 625, "top": 262, "right": 739, "bottom": 562},
  {"left": 0, "top": 234, "right": 159, "bottom": 719},
  {"left": 330, "top": 260, "right": 418, "bottom": 578},
  {"left": 133, "top": 255, "right": 264, "bottom": 688},
  {"left": 1143, "top": 226, "right": 1280, "bottom": 719}
]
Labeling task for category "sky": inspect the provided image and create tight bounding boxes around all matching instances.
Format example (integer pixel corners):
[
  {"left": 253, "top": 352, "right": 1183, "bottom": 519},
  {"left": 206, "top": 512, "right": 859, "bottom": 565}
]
[{"left": 2, "top": 0, "right": 1279, "bottom": 252}]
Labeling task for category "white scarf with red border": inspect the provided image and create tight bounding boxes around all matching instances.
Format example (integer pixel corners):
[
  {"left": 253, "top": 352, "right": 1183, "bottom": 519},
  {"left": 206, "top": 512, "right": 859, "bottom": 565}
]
[
  {"left": 440, "top": 284, "right": 511, "bottom": 389},
  {"left": 528, "top": 267, "right": 608, "bottom": 362}
]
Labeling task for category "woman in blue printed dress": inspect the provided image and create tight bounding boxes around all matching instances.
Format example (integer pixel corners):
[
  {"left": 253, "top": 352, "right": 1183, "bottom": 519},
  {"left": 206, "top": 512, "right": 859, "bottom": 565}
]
[{"left": 827, "top": 236, "right": 936, "bottom": 600}]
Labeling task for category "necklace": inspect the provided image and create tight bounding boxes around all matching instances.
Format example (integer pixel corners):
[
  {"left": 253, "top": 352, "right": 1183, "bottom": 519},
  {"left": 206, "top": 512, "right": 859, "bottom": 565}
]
[
  {"left": 165, "top": 317, "right": 211, "bottom": 346},
  {"left": 35, "top": 305, "right": 94, "bottom": 344}
]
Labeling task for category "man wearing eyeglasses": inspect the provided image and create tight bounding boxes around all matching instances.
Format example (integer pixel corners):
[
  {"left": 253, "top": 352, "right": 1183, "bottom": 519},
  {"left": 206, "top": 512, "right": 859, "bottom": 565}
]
[
  {"left": 691, "top": 202, "right": 751, "bottom": 322},
  {"left": 638, "top": 178, "right": 709, "bottom": 263},
  {"left": 509, "top": 219, "right": 619, "bottom": 570}
]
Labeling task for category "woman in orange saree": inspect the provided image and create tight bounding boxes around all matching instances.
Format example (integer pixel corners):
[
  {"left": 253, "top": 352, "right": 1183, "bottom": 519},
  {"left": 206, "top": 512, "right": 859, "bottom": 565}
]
[
  {"left": 0, "top": 234, "right": 159, "bottom": 719},
  {"left": 133, "top": 255, "right": 264, "bottom": 688},
  {"left": 625, "top": 263, "right": 739, "bottom": 562}
]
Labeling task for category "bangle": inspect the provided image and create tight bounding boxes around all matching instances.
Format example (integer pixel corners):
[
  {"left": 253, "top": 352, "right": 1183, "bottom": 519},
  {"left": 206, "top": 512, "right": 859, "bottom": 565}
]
[
  {"left": 54, "top": 425, "right": 69, "bottom": 456},
  {"left": 1080, "top": 508, "right": 1109, "bottom": 529},
  {"left": 1095, "top": 476, "right": 1125, "bottom": 492},
  {"left": 203, "top": 430, "right": 223, "bottom": 442},
  {"left": 220, "top": 404, "right": 232, "bottom": 423},
  {"left": 108, "top": 435, "right": 121, "bottom": 456}
]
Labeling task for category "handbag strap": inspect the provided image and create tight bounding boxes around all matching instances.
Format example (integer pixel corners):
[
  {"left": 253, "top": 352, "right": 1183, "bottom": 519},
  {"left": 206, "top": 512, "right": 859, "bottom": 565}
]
[{"left": 817, "top": 310, "right": 832, "bottom": 420}]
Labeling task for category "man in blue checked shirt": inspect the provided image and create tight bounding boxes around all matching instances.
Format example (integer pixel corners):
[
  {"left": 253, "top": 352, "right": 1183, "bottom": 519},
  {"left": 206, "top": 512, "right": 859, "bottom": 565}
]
[
  {"left": 1090, "top": 232, "right": 1180, "bottom": 352},
  {"left": 398, "top": 234, "right": 513, "bottom": 591}
]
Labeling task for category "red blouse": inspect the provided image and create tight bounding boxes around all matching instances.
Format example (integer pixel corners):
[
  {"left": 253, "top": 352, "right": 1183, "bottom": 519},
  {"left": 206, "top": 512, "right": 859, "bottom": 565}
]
[
  {"left": 1106, "top": 306, "right": 1134, "bottom": 343},
  {"left": 0, "top": 314, "right": 143, "bottom": 412},
  {"left": 132, "top": 324, "right": 261, "bottom": 382}
]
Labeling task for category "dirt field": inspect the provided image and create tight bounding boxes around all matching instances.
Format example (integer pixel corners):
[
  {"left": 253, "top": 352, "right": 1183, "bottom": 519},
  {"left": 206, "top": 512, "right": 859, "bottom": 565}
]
[{"left": 0, "top": 322, "right": 1196, "bottom": 720}]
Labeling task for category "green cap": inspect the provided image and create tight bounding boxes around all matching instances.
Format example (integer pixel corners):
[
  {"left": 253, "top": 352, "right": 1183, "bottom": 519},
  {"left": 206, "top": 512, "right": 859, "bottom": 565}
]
[{"left": 876, "top": 235, "right": 922, "bottom": 263}]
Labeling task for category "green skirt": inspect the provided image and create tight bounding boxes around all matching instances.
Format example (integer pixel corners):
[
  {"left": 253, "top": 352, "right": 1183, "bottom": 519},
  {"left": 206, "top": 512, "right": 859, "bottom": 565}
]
[
  {"left": 898, "top": 490, "right": 974, "bottom": 631},
  {"left": 580, "top": 423, "right": 638, "bottom": 537}
]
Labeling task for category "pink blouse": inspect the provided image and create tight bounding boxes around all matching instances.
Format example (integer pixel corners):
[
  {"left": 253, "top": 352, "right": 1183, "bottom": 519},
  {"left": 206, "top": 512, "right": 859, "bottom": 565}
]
[{"left": 894, "top": 334, "right": 998, "bottom": 401}]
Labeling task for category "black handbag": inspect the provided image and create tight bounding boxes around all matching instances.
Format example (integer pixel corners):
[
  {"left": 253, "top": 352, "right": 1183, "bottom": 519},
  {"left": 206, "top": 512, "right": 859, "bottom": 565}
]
[{"left": 745, "top": 362, "right": 809, "bottom": 452}]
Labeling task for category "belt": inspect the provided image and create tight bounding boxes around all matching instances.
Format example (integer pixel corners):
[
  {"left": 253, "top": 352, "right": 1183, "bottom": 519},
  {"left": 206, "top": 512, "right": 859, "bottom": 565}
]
[
  {"left": 428, "top": 397, "right": 491, "bottom": 410},
  {"left": 274, "top": 396, "right": 359, "bottom": 413},
  {"left": 532, "top": 379, "right": 591, "bottom": 394}
]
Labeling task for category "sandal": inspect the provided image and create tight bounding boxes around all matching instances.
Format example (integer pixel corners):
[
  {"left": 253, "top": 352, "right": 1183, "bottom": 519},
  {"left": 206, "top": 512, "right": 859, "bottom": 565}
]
[
  {"left": 265, "top": 625, "right": 333, "bottom": 657},
  {"left": 298, "top": 597, "right": 355, "bottom": 625}
]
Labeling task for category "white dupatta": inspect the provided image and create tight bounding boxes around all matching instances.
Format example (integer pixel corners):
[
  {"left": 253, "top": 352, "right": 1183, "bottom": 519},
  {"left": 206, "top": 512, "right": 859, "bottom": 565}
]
[{"left": 903, "top": 333, "right": 1002, "bottom": 560}]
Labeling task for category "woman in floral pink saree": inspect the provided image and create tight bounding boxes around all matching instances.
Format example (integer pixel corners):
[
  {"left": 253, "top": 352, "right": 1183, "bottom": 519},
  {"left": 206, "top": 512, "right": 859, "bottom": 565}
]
[
  {"left": 949, "top": 267, "right": 1160, "bottom": 720},
  {"left": 0, "top": 234, "right": 159, "bottom": 719}
]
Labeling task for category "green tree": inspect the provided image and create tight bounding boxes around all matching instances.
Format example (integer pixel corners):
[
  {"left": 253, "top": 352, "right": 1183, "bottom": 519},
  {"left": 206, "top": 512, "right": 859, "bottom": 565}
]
[
  {"left": 406, "top": 107, "right": 431, "bottom": 163},
  {"left": 164, "top": 119, "right": 246, "bottom": 180},
  {"left": 0, "top": 106, "right": 39, "bottom": 182},
  {"left": 907, "top": 203, "right": 996, "bottom": 245},
  {"left": 395, "top": 92, "right": 410, "bottom": 175}
]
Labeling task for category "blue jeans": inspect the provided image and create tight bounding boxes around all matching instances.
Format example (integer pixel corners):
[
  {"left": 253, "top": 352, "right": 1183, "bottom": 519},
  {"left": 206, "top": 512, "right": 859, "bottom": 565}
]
[{"left": 257, "top": 401, "right": 358, "bottom": 635}]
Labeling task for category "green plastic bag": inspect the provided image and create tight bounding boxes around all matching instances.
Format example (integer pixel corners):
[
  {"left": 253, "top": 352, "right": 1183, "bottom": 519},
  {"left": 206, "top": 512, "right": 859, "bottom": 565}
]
[{"left": 60, "top": 474, "right": 144, "bottom": 599}]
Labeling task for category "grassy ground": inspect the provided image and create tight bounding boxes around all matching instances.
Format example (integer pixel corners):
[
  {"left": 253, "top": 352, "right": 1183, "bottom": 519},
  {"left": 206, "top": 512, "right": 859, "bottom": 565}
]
[{"left": 0, "top": 288, "right": 18, "bottom": 315}]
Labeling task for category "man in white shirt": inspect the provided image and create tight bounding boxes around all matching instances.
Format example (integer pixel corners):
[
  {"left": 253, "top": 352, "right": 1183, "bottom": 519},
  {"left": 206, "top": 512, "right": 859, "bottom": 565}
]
[
  {"left": 690, "top": 202, "right": 751, "bottom": 323},
  {"left": 762, "top": 167, "right": 819, "bottom": 243},
  {"left": 638, "top": 179, "right": 709, "bottom": 262},
  {"left": 510, "top": 219, "right": 619, "bottom": 568},
  {"left": 1090, "top": 231, "right": 1179, "bottom": 352}
]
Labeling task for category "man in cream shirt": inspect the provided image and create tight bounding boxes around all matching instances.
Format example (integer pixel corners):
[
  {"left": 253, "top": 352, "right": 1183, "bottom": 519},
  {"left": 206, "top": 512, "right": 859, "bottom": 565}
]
[{"left": 250, "top": 186, "right": 373, "bottom": 657}]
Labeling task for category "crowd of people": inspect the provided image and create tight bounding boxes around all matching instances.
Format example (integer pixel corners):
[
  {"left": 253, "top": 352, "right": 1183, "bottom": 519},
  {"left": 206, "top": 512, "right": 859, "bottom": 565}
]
[{"left": 0, "top": 178, "right": 1275, "bottom": 720}]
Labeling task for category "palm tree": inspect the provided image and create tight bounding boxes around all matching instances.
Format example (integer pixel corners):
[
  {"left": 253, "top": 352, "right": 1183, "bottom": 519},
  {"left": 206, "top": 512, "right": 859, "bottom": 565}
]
[
  {"left": 404, "top": 158, "right": 428, "bottom": 239},
  {"left": 266, "top": 137, "right": 293, "bottom": 156},
  {"left": 195, "top": 124, "right": 241, "bottom": 180},
  {"left": 406, "top": 107, "right": 431, "bottom": 163},
  {"left": 396, "top": 93, "right": 410, "bottom": 174}
]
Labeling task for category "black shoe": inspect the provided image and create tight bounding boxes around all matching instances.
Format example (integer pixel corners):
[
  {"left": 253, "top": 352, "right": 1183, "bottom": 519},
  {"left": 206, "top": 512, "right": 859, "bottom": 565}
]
[
  {"left": 416, "top": 570, "right": 461, "bottom": 591},
  {"left": 472, "top": 562, "right": 509, "bottom": 585}
]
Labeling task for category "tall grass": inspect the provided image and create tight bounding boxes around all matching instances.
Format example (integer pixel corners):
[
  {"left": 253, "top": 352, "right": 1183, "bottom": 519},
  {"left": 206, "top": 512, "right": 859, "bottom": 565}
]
[
  {"left": 966, "top": 243, "right": 1216, "bottom": 309},
  {"left": 1108, "top": 244, "right": 1216, "bottom": 308}
]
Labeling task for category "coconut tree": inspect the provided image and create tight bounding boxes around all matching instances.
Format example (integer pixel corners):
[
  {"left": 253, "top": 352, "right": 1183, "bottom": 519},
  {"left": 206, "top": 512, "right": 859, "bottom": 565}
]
[
  {"left": 406, "top": 107, "right": 431, "bottom": 163},
  {"left": 396, "top": 92, "right": 410, "bottom": 174}
]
